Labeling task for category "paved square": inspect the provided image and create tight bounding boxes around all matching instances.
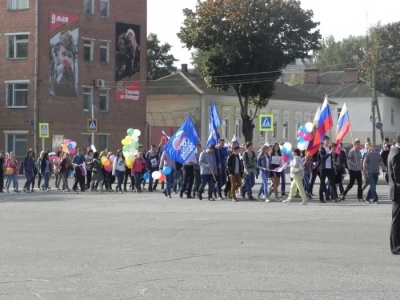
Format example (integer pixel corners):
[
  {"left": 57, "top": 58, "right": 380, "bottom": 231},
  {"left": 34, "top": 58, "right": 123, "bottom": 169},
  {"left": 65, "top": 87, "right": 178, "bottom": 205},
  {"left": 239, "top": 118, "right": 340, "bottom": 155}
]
[{"left": 0, "top": 184, "right": 399, "bottom": 299}]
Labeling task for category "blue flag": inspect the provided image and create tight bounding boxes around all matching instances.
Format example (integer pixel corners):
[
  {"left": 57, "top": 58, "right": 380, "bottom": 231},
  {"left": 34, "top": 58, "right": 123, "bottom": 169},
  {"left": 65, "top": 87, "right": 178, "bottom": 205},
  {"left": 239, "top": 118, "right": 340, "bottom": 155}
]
[
  {"left": 206, "top": 102, "right": 221, "bottom": 147},
  {"left": 164, "top": 117, "right": 199, "bottom": 164}
]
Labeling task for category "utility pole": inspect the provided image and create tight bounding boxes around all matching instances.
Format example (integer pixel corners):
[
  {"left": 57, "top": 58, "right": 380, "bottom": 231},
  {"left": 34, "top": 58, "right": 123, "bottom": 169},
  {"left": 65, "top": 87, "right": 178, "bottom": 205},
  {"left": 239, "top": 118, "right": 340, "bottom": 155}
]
[{"left": 371, "top": 69, "right": 376, "bottom": 145}]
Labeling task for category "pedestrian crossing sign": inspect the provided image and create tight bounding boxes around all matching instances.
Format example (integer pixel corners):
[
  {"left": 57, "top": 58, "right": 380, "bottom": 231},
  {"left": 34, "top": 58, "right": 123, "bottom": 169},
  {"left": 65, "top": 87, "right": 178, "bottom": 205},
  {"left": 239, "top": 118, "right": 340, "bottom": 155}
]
[
  {"left": 259, "top": 114, "right": 274, "bottom": 132},
  {"left": 87, "top": 119, "right": 98, "bottom": 132},
  {"left": 39, "top": 123, "right": 49, "bottom": 138}
]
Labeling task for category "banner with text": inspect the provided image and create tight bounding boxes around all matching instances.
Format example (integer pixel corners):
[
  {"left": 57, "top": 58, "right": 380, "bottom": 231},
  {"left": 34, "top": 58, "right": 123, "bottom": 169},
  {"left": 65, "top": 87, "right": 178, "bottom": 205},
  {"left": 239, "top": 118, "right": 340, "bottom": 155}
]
[{"left": 115, "top": 22, "right": 141, "bottom": 101}]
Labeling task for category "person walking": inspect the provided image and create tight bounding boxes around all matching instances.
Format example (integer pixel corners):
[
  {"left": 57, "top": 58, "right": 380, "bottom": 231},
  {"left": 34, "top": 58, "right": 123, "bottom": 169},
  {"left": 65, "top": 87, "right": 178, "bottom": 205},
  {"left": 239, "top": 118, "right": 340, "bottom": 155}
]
[
  {"left": 20, "top": 150, "right": 35, "bottom": 193},
  {"left": 40, "top": 152, "right": 52, "bottom": 192},
  {"left": 145, "top": 142, "right": 162, "bottom": 192},
  {"left": 318, "top": 136, "right": 338, "bottom": 203},
  {"left": 72, "top": 148, "right": 86, "bottom": 192},
  {"left": 363, "top": 143, "right": 386, "bottom": 204},
  {"left": 268, "top": 143, "right": 284, "bottom": 202},
  {"left": 198, "top": 145, "right": 218, "bottom": 201},
  {"left": 89, "top": 152, "right": 104, "bottom": 192},
  {"left": 257, "top": 145, "right": 270, "bottom": 201},
  {"left": 112, "top": 150, "right": 126, "bottom": 194},
  {"left": 227, "top": 146, "right": 243, "bottom": 201},
  {"left": 339, "top": 140, "right": 363, "bottom": 202},
  {"left": 159, "top": 150, "right": 175, "bottom": 198},
  {"left": 388, "top": 133, "right": 400, "bottom": 255},
  {"left": 193, "top": 144, "right": 202, "bottom": 198},
  {"left": 0, "top": 151, "right": 4, "bottom": 193},
  {"left": 283, "top": 148, "right": 308, "bottom": 205},
  {"left": 5, "top": 152, "right": 19, "bottom": 193},
  {"left": 241, "top": 142, "right": 257, "bottom": 200},
  {"left": 180, "top": 153, "right": 197, "bottom": 199}
]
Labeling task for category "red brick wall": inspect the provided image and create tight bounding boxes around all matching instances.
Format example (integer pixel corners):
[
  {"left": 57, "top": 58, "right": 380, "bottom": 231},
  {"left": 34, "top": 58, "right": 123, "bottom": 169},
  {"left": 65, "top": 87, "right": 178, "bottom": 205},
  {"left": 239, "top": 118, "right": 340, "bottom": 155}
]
[{"left": 0, "top": 0, "right": 147, "bottom": 155}]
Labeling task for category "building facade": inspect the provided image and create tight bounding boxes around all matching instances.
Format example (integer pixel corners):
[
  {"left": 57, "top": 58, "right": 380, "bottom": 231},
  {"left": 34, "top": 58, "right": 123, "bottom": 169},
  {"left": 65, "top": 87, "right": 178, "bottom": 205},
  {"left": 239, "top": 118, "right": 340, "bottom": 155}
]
[
  {"left": 0, "top": 0, "right": 147, "bottom": 157},
  {"left": 295, "top": 68, "right": 400, "bottom": 145},
  {"left": 147, "top": 65, "right": 329, "bottom": 148}
]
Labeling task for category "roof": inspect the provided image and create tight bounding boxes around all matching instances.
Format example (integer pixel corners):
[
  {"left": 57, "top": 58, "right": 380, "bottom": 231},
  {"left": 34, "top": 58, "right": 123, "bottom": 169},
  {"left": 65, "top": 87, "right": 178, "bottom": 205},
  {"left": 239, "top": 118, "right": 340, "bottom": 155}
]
[
  {"left": 294, "top": 71, "right": 382, "bottom": 98},
  {"left": 147, "top": 71, "right": 333, "bottom": 104}
]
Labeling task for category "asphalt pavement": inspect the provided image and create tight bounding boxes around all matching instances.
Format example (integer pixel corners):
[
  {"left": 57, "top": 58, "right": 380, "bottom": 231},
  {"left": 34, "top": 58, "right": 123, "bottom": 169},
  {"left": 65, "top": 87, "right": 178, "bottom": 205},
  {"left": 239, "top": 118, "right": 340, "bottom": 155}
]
[{"left": 0, "top": 177, "right": 399, "bottom": 300}]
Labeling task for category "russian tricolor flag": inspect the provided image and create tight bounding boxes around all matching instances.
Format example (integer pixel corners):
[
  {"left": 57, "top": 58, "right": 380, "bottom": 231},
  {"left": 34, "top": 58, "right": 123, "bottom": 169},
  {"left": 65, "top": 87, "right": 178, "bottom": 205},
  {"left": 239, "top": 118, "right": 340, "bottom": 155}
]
[
  {"left": 161, "top": 130, "right": 170, "bottom": 142},
  {"left": 336, "top": 103, "right": 350, "bottom": 144},
  {"left": 314, "top": 96, "right": 333, "bottom": 143},
  {"left": 306, "top": 107, "right": 321, "bottom": 156}
]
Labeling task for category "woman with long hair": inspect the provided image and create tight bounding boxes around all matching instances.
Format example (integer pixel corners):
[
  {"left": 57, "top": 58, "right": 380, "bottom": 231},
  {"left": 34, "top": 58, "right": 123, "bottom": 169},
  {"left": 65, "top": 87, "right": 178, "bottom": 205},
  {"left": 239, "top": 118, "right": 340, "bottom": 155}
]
[
  {"left": 53, "top": 151, "right": 62, "bottom": 190},
  {"left": 5, "top": 152, "right": 19, "bottom": 193},
  {"left": 40, "top": 152, "right": 52, "bottom": 192},
  {"left": 90, "top": 152, "right": 104, "bottom": 192},
  {"left": 36, "top": 151, "right": 44, "bottom": 190},
  {"left": 112, "top": 150, "right": 126, "bottom": 193},
  {"left": 20, "top": 150, "right": 35, "bottom": 193},
  {"left": 60, "top": 152, "right": 71, "bottom": 192},
  {"left": 257, "top": 145, "right": 270, "bottom": 201},
  {"left": 283, "top": 148, "right": 308, "bottom": 205},
  {"left": 85, "top": 150, "right": 94, "bottom": 189},
  {"left": 267, "top": 143, "right": 284, "bottom": 202}
]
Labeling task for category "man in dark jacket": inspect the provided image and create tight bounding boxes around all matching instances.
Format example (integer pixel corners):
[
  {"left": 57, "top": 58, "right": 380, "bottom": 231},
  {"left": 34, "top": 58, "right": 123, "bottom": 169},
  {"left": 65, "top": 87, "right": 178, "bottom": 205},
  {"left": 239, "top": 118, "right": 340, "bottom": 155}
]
[
  {"left": 318, "top": 136, "right": 338, "bottom": 202},
  {"left": 388, "top": 133, "right": 400, "bottom": 254},
  {"left": 227, "top": 146, "right": 243, "bottom": 201}
]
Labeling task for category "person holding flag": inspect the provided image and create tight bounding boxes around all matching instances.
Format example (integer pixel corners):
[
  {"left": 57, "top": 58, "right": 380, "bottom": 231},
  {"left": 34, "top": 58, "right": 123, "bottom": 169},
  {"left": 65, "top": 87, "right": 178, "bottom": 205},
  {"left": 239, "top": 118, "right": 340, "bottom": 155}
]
[
  {"left": 314, "top": 96, "right": 333, "bottom": 144},
  {"left": 198, "top": 145, "right": 218, "bottom": 201}
]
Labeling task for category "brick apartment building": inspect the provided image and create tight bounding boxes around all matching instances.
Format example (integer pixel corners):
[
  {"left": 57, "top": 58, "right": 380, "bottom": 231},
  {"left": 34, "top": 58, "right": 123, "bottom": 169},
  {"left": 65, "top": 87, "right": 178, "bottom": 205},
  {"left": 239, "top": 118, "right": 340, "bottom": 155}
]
[{"left": 0, "top": 0, "right": 147, "bottom": 157}]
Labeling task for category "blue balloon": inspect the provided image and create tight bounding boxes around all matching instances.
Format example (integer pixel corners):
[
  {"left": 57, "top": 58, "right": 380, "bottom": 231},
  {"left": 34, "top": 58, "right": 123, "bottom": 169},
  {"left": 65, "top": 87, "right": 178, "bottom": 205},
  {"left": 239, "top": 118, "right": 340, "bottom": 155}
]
[
  {"left": 143, "top": 172, "right": 150, "bottom": 180},
  {"left": 162, "top": 166, "right": 172, "bottom": 175},
  {"left": 67, "top": 143, "right": 73, "bottom": 149},
  {"left": 299, "top": 125, "right": 307, "bottom": 133},
  {"left": 280, "top": 147, "right": 287, "bottom": 155},
  {"left": 297, "top": 137, "right": 305, "bottom": 143}
]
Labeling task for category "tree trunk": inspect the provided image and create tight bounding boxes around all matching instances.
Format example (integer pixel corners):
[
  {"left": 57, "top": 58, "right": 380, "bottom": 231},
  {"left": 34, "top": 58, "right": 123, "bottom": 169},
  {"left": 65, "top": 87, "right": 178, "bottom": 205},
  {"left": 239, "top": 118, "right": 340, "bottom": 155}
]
[{"left": 242, "top": 114, "right": 254, "bottom": 143}]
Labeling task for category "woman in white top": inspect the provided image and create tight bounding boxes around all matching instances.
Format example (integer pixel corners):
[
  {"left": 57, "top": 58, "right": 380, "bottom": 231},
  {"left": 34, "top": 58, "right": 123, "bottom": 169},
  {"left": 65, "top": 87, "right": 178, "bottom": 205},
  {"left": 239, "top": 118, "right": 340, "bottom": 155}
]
[
  {"left": 112, "top": 150, "right": 126, "bottom": 194},
  {"left": 283, "top": 148, "right": 308, "bottom": 205},
  {"left": 268, "top": 143, "right": 284, "bottom": 201}
]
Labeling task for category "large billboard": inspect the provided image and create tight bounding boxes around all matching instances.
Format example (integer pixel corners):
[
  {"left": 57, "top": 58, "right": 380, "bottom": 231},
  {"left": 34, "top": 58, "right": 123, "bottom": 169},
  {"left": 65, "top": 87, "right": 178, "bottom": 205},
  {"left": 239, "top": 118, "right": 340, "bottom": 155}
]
[
  {"left": 49, "top": 12, "right": 79, "bottom": 97},
  {"left": 115, "top": 22, "right": 141, "bottom": 101}
]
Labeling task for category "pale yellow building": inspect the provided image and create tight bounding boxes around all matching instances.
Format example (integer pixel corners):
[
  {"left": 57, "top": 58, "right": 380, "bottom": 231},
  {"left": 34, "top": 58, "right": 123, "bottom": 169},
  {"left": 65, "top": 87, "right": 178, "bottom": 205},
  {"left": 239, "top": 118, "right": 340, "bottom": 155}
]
[{"left": 147, "top": 65, "right": 335, "bottom": 147}]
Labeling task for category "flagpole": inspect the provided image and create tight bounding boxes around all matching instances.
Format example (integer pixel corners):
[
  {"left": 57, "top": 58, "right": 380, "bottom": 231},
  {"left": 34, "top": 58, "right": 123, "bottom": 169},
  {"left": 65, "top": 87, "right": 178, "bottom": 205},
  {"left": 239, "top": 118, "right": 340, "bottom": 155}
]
[
  {"left": 349, "top": 122, "right": 355, "bottom": 144},
  {"left": 326, "top": 94, "right": 333, "bottom": 142}
]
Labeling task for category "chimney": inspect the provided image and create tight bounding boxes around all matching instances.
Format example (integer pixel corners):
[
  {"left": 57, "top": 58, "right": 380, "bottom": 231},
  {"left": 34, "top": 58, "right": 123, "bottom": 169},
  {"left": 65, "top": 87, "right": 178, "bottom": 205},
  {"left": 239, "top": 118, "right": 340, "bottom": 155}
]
[
  {"left": 181, "top": 64, "right": 188, "bottom": 73},
  {"left": 304, "top": 68, "right": 319, "bottom": 84},
  {"left": 344, "top": 68, "right": 359, "bottom": 84}
]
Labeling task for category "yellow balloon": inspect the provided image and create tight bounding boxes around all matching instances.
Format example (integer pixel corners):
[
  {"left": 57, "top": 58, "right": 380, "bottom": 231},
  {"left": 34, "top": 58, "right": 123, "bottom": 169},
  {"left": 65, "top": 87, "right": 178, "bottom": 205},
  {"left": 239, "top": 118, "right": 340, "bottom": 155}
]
[
  {"left": 103, "top": 159, "right": 111, "bottom": 166},
  {"left": 126, "top": 159, "right": 133, "bottom": 169},
  {"left": 125, "top": 135, "right": 132, "bottom": 142},
  {"left": 121, "top": 139, "right": 130, "bottom": 146}
]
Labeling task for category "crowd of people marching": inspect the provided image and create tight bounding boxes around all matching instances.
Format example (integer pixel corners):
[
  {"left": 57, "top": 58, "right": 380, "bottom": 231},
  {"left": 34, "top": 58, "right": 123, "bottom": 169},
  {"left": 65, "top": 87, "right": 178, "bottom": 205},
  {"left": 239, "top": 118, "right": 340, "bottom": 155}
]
[{"left": 0, "top": 136, "right": 390, "bottom": 204}]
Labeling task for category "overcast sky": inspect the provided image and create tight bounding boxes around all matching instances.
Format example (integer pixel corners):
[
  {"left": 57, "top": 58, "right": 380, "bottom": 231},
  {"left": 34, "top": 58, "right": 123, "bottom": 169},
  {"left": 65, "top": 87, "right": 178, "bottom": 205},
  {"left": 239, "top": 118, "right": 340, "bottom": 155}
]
[{"left": 147, "top": 0, "right": 399, "bottom": 68}]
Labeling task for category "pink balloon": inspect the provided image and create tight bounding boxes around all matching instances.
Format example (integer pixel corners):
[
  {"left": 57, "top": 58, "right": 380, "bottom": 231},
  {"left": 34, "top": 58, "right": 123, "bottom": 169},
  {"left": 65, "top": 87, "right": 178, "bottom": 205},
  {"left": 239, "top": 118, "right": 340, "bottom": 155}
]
[
  {"left": 109, "top": 155, "right": 116, "bottom": 163},
  {"left": 297, "top": 131, "right": 303, "bottom": 137},
  {"left": 69, "top": 148, "right": 76, "bottom": 155},
  {"left": 104, "top": 165, "right": 112, "bottom": 172},
  {"left": 303, "top": 133, "right": 311, "bottom": 141},
  {"left": 282, "top": 154, "right": 289, "bottom": 163}
]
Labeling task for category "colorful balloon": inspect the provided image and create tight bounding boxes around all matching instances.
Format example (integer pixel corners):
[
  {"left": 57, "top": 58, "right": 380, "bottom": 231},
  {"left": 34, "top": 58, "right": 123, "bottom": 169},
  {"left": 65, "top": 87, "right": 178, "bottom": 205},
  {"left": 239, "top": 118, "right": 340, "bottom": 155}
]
[
  {"left": 162, "top": 166, "right": 172, "bottom": 175},
  {"left": 103, "top": 159, "right": 111, "bottom": 166},
  {"left": 143, "top": 172, "right": 150, "bottom": 180},
  {"left": 297, "top": 137, "right": 305, "bottom": 143},
  {"left": 152, "top": 171, "right": 161, "bottom": 180},
  {"left": 133, "top": 129, "right": 141, "bottom": 137},
  {"left": 109, "top": 155, "right": 116, "bottom": 163},
  {"left": 158, "top": 174, "right": 166, "bottom": 182},
  {"left": 127, "top": 128, "right": 134, "bottom": 136},
  {"left": 6, "top": 168, "right": 14, "bottom": 175},
  {"left": 71, "top": 141, "right": 77, "bottom": 148},
  {"left": 283, "top": 142, "right": 292, "bottom": 150},
  {"left": 131, "top": 135, "right": 139, "bottom": 143},
  {"left": 104, "top": 164, "right": 112, "bottom": 172},
  {"left": 303, "top": 133, "right": 311, "bottom": 141},
  {"left": 121, "top": 139, "right": 130, "bottom": 146},
  {"left": 299, "top": 125, "right": 307, "bottom": 133},
  {"left": 67, "top": 143, "right": 73, "bottom": 149},
  {"left": 282, "top": 154, "right": 290, "bottom": 163},
  {"left": 69, "top": 148, "right": 76, "bottom": 155},
  {"left": 123, "top": 145, "right": 131, "bottom": 152},
  {"left": 305, "top": 122, "right": 314, "bottom": 133},
  {"left": 126, "top": 159, "right": 133, "bottom": 169},
  {"left": 125, "top": 135, "right": 132, "bottom": 143}
]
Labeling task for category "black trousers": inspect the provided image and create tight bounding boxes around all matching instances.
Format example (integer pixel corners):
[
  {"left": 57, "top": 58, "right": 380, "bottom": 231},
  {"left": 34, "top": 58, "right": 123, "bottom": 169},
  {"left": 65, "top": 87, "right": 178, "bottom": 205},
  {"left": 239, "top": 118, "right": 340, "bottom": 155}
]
[
  {"left": 343, "top": 170, "right": 363, "bottom": 199},
  {"left": 391, "top": 201, "right": 400, "bottom": 254},
  {"left": 0, "top": 171, "right": 3, "bottom": 192},
  {"left": 193, "top": 169, "right": 201, "bottom": 196},
  {"left": 320, "top": 168, "right": 337, "bottom": 200},
  {"left": 310, "top": 169, "right": 320, "bottom": 194},
  {"left": 72, "top": 167, "right": 85, "bottom": 191},
  {"left": 181, "top": 165, "right": 195, "bottom": 196}
]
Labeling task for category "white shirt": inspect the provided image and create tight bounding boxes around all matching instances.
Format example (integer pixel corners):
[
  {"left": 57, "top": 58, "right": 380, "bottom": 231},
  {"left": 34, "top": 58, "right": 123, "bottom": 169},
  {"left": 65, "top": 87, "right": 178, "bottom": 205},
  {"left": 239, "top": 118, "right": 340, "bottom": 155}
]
[
  {"left": 324, "top": 146, "right": 332, "bottom": 169},
  {"left": 271, "top": 155, "right": 283, "bottom": 165}
]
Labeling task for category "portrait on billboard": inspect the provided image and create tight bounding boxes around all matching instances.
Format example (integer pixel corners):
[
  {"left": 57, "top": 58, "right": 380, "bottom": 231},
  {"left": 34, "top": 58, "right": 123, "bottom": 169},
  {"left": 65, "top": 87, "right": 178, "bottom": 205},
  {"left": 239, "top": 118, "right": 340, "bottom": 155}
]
[
  {"left": 115, "top": 22, "right": 141, "bottom": 101},
  {"left": 49, "top": 12, "right": 79, "bottom": 97}
]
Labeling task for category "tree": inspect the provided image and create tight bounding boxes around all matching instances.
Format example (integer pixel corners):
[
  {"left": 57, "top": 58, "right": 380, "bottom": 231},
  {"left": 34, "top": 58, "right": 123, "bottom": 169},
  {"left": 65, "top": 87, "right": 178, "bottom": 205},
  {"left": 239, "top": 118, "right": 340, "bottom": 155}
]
[
  {"left": 178, "top": 0, "right": 320, "bottom": 142},
  {"left": 360, "top": 22, "right": 400, "bottom": 98},
  {"left": 191, "top": 50, "right": 210, "bottom": 75},
  {"left": 147, "top": 33, "right": 179, "bottom": 80},
  {"left": 313, "top": 35, "right": 366, "bottom": 72}
]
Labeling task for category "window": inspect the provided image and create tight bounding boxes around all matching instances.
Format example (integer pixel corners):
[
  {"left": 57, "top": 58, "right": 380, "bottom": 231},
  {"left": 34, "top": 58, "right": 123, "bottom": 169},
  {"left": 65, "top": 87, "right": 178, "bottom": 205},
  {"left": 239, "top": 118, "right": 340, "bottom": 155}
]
[
  {"left": 7, "top": 82, "right": 28, "bottom": 107},
  {"left": 99, "top": 41, "right": 109, "bottom": 63},
  {"left": 391, "top": 108, "right": 395, "bottom": 125},
  {"left": 81, "top": 134, "right": 91, "bottom": 147},
  {"left": 6, "top": 134, "right": 27, "bottom": 157},
  {"left": 7, "top": 34, "right": 29, "bottom": 59},
  {"left": 99, "top": 89, "right": 109, "bottom": 111},
  {"left": 8, "top": 0, "right": 29, "bottom": 10},
  {"left": 337, "top": 108, "right": 342, "bottom": 120},
  {"left": 223, "top": 119, "right": 229, "bottom": 140},
  {"left": 235, "top": 118, "right": 242, "bottom": 139},
  {"left": 83, "top": 39, "right": 94, "bottom": 62},
  {"left": 84, "top": 0, "right": 94, "bottom": 14},
  {"left": 272, "top": 121, "right": 277, "bottom": 138},
  {"left": 83, "top": 87, "right": 93, "bottom": 110},
  {"left": 100, "top": 0, "right": 109, "bottom": 17},
  {"left": 283, "top": 121, "right": 288, "bottom": 139},
  {"left": 98, "top": 134, "right": 109, "bottom": 151}
]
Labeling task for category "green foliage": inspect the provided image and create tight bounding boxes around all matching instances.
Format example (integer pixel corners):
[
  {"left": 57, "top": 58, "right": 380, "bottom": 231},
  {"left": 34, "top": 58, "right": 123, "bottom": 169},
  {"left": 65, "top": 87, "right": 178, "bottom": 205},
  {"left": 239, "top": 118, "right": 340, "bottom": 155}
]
[
  {"left": 289, "top": 74, "right": 305, "bottom": 86},
  {"left": 360, "top": 22, "right": 400, "bottom": 98},
  {"left": 178, "top": 0, "right": 321, "bottom": 141},
  {"left": 314, "top": 35, "right": 366, "bottom": 72},
  {"left": 147, "top": 33, "right": 179, "bottom": 80}
]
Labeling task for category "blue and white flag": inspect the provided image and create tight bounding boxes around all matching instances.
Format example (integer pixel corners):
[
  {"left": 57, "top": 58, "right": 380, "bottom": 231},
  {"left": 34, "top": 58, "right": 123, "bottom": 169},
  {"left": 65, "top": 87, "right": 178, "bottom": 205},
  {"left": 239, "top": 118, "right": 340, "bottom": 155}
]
[
  {"left": 164, "top": 117, "right": 199, "bottom": 164},
  {"left": 231, "top": 134, "right": 239, "bottom": 147},
  {"left": 206, "top": 101, "right": 221, "bottom": 147}
]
